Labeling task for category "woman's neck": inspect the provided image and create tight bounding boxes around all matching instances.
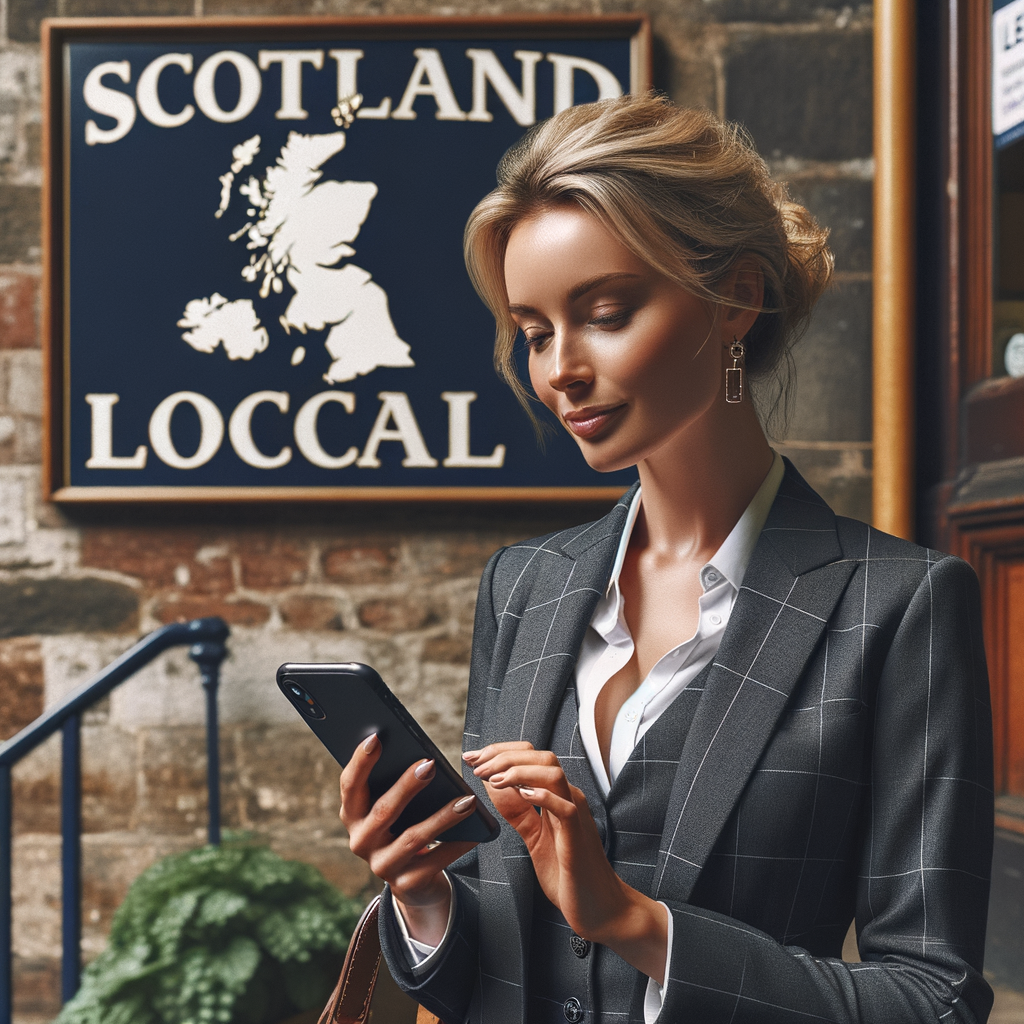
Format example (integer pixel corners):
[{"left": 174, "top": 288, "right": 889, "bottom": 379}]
[{"left": 633, "top": 397, "right": 775, "bottom": 564}]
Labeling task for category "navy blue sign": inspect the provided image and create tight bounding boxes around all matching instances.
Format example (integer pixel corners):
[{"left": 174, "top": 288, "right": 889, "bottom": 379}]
[{"left": 48, "top": 19, "right": 646, "bottom": 499}]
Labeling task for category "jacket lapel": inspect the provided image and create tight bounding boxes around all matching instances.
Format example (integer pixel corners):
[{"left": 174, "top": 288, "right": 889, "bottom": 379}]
[
  {"left": 483, "top": 484, "right": 636, "bottom": 754},
  {"left": 482, "top": 484, "right": 635, "bottom": 1005},
  {"left": 653, "top": 461, "right": 857, "bottom": 901}
]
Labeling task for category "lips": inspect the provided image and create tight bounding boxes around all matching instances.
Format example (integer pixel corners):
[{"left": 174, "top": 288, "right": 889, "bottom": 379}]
[{"left": 562, "top": 405, "right": 625, "bottom": 439}]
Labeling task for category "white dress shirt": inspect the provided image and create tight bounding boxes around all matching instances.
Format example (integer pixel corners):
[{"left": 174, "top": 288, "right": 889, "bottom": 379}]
[
  {"left": 396, "top": 453, "right": 786, "bottom": 1023},
  {"left": 577, "top": 451, "right": 785, "bottom": 797}
]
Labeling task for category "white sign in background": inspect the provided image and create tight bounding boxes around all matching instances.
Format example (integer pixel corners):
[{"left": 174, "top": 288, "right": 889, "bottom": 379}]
[{"left": 993, "top": 0, "right": 1024, "bottom": 138}]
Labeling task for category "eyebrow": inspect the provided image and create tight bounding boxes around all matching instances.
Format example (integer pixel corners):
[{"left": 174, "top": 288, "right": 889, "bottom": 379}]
[{"left": 507, "top": 272, "right": 643, "bottom": 315}]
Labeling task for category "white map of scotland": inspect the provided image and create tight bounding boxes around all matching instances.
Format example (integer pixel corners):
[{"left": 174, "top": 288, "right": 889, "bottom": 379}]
[{"left": 178, "top": 128, "right": 414, "bottom": 383}]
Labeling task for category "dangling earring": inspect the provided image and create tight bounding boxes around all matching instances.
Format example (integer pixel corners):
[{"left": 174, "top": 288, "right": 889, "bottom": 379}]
[{"left": 725, "top": 338, "right": 745, "bottom": 404}]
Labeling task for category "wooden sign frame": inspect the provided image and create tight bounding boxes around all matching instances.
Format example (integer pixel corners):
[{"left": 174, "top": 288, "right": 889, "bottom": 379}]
[{"left": 42, "top": 15, "right": 650, "bottom": 503}]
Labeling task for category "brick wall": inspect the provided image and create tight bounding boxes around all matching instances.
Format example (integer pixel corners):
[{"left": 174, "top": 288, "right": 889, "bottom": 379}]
[{"left": 0, "top": 1, "right": 873, "bottom": 1018}]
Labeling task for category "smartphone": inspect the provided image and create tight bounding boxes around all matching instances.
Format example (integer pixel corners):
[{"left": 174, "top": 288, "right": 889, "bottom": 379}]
[{"left": 277, "top": 662, "right": 500, "bottom": 843}]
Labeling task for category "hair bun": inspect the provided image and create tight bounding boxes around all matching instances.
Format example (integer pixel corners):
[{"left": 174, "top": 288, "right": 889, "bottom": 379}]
[{"left": 778, "top": 199, "right": 834, "bottom": 334}]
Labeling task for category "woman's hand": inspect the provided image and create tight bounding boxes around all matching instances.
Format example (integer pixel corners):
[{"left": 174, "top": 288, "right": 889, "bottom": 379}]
[
  {"left": 465, "top": 741, "right": 669, "bottom": 984},
  {"left": 340, "top": 733, "right": 478, "bottom": 945}
]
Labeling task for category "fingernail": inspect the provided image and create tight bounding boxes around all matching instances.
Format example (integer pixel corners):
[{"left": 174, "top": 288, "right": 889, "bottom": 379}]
[
  {"left": 362, "top": 733, "right": 379, "bottom": 753},
  {"left": 462, "top": 750, "right": 480, "bottom": 762},
  {"left": 414, "top": 759, "right": 435, "bottom": 781},
  {"left": 517, "top": 786, "right": 535, "bottom": 797},
  {"left": 454, "top": 795, "right": 475, "bottom": 814},
  {"left": 490, "top": 773, "right": 505, "bottom": 784}
]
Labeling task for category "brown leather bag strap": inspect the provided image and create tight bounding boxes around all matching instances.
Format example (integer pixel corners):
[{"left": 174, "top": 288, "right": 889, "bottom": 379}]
[
  {"left": 319, "top": 893, "right": 443, "bottom": 1024},
  {"left": 319, "top": 894, "right": 383, "bottom": 1024}
]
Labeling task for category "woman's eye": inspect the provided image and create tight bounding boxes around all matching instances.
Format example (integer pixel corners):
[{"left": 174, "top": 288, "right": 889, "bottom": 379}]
[
  {"left": 522, "top": 331, "right": 550, "bottom": 349},
  {"left": 589, "top": 308, "right": 634, "bottom": 329}
]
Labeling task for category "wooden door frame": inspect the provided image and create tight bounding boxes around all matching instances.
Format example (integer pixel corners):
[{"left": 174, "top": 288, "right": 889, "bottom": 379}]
[{"left": 935, "top": 0, "right": 1024, "bottom": 832}]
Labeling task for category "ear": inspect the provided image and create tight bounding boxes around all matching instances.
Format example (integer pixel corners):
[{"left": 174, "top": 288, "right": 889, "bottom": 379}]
[{"left": 719, "top": 257, "right": 764, "bottom": 340}]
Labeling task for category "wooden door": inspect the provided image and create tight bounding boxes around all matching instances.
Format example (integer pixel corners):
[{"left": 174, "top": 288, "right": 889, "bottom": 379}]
[{"left": 923, "top": 0, "right": 1024, "bottom": 835}]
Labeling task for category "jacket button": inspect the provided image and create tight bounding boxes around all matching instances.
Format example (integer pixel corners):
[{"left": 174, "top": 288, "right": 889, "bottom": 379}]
[
  {"left": 569, "top": 934, "right": 590, "bottom": 958},
  {"left": 563, "top": 997, "right": 583, "bottom": 1022}
]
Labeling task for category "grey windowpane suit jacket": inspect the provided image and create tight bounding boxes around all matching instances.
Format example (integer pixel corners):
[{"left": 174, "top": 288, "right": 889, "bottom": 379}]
[{"left": 380, "top": 460, "right": 994, "bottom": 1024}]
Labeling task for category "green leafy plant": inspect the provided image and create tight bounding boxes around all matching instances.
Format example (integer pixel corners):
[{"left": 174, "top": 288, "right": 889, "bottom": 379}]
[{"left": 57, "top": 834, "right": 364, "bottom": 1024}]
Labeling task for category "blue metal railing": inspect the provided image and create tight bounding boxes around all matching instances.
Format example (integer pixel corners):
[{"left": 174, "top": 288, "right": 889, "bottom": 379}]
[{"left": 0, "top": 616, "right": 230, "bottom": 1024}]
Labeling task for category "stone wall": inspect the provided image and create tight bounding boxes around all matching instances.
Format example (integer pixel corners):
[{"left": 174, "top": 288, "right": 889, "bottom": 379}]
[{"left": 0, "top": 1, "right": 873, "bottom": 1018}]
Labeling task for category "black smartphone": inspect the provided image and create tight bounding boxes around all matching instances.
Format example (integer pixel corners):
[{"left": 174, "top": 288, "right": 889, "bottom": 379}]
[{"left": 277, "top": 662, "right": 499, "bottom": 844}]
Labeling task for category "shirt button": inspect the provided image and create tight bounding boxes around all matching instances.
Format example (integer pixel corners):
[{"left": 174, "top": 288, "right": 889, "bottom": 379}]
[
  {"left": 705, "top": 570, "right": 718, "bottom": 584},
  {"left": 570, "top": 934, "right": 590, "bottom": 958},
  {"left": 709, "top": 613, "right": 722, "bottom": 625},
  {"left": 563, "top": 997, "right": 584, "bottom": 1022},
  {"left": 624, "top": 708, "right": 638, "bottom": 724}
]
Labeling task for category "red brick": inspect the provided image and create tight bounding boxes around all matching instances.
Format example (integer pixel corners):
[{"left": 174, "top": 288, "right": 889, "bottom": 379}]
[
  {"left": 0, "top": 637, "right": 42, "bottom": 740},
  {"left": 0, "top": 186, "right": 40, "bottom": 264},
  {"left": 0, "top": 271, "right": 37, "bottom": 349},
  {"left": 422, "top": 635, "right": 471, "bottom": 665},
  {"left": 237, "top": 535, "right": 309, "bottom": 589},
  {"left": 407, "top": 536, "right": 503, "bottom": 577},
  {"left": 322, "top": 541, "right": 399, "bottom": 584},
  {"left": 279, "top": 594, "right": 343, "bottom": 631},
  {"left": 358, "top": 598, "right": 436, "bottom": 633},
  {"left": 154, "top": 595, "right": 270, "bottom": 626},
  {"left": 81, "top": 529, "right": 234, "bottom": 594},
  {"left": 81, "top": 729, "right": 137, "bottom": 833},
  {"left": 12, "top": 955, "right": 60, "bottom": 1017},
  {"left": 12, "top": 775, "right": 59, "bottom": 834}
]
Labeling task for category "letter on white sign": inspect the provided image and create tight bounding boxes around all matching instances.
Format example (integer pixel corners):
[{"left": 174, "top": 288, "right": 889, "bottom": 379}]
[
  {"left": 136, "top": 53, "right": 195, "bottom": 128},
  {"left": 83, "top": 61, "right": 136, "bottom": 145},
  {"left": 357, "top": 392, "right": 438, "bottom": 467},
  {"left": 149, "top": 391, "right": 225, "bottom": 469},
  {"left": 547, "top": 53, "right": 622, "bottom": 114},
  {"left": 84, "top": 394, "right": 147, "bottom": 468},
  {"left": 258, "top": 50, "right": 325, "bottom": 120},
  {"left": 294, "top": 391, "right": 359, "bottom": 469},
  {"left": 466, "top": 49, "right": 542, "bottom": 126},
  {"left": 229, "top": 390, "right": 292, "bottom": 468},
  {"left": 329, "top": 49, "right": 392, "bottom": 119},
  {"left": 392, "top": 49, "right": 467, "bottom": 121},
  {"left": 194, "top": 51, "right": 262, "bottom": 124},
  {"left": 441, "top": 392, "right": 505, "bottom": 467}
]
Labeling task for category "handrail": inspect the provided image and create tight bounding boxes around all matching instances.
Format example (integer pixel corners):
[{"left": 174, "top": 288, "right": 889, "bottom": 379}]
[
  {"left": 0, "top": 618, "right": 229, "bottom": 766},
  {"left": 0, "top": 616, "right": 230, "bottom": 1024}
]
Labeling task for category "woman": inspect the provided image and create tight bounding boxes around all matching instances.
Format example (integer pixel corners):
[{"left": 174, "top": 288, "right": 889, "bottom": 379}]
[{"left": 339, "top": 95, "right": 994, "bottom": 1024}]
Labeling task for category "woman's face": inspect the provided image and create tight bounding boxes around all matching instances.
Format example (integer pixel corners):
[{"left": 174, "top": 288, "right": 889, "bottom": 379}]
[{"left": 504, "top": 205, "right": 729, "bottom": 474}]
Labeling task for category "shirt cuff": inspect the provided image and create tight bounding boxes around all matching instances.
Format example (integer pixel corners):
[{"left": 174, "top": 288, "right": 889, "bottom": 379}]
[
  {"left": 391, "top": 873, "right": 456, "bottom": 977},
  {"left": 642, "top": 902, "right": 673, "bottom": 1024}
]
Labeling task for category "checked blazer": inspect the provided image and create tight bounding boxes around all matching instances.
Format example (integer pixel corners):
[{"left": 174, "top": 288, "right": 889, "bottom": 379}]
[{"left": 379, "top": 459, "right": 995, "bottom": 1024}]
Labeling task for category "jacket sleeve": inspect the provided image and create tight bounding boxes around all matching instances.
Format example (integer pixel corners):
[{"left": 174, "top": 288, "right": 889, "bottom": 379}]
[
  {"left": 656, "top": 554, "right": 994, "bottom": 1024},
  {"left": 378, "top": 547, "right": 506, "bottom": 1023}
]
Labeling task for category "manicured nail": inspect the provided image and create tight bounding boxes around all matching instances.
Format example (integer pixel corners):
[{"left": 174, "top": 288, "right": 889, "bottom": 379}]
[
  {"left": 453, "top": 795, "right": 475, "bottom": 814},
  {"left": 362, "top": 733, "right": 379, "bottom": 753},
  {"left": 490, "top": 773, "right": 505, "bottom": 785},
  {"left": 517, "top": 786, "right": 535, "bottom": 797},
  {"left": 463, "top": 750, "right": 480, "bottom": 762},
  {"left": 414, "top": 759, "right": 435, "bottom": 781}
]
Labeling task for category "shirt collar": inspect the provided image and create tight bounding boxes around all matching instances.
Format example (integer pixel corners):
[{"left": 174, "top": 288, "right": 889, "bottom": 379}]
[{"left": 604, "top": 450, "right": 785, "bottom": 599}]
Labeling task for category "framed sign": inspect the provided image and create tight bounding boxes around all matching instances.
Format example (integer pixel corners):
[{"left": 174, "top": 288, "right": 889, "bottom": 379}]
[{"left": 43, "top": 15, "right": 649, "bottom": 502}]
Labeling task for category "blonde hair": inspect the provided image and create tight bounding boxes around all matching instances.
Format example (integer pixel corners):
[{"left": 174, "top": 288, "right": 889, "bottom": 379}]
[{"left": 463, "top": 93, "right": 834, "bottom": 435}]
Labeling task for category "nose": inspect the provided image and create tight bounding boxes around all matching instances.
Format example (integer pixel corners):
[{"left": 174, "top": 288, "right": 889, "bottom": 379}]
[{"left": 542, "top": 332, "right": 593, "bottom": 394}]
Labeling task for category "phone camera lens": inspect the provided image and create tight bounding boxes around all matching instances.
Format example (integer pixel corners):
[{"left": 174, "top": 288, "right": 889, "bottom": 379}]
[{"left": 283, "top": 679, "right": 325, "bottom": 720}]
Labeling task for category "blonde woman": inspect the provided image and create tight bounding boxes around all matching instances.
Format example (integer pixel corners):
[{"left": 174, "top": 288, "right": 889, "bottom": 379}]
[{"left": 340, "top": 95, "right": 994, "bottom": 1024}]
